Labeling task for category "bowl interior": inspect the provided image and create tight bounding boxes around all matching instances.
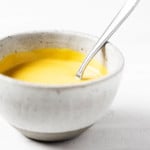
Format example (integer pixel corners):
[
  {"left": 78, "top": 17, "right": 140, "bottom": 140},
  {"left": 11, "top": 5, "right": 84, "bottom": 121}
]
[{"left": 0, "top": 31, "right": 124, "bottom": 82}]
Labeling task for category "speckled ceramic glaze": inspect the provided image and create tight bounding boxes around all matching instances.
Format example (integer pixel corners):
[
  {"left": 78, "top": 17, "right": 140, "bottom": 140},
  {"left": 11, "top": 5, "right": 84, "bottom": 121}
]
[{"left": 0, "top": 31, "right": 124, "bottom": 141}]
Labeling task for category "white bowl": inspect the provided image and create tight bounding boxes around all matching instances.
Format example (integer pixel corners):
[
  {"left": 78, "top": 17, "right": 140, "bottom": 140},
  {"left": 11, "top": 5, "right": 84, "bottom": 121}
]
[{"left": 0, "top": 31, "right": 124, "bottom": 141}]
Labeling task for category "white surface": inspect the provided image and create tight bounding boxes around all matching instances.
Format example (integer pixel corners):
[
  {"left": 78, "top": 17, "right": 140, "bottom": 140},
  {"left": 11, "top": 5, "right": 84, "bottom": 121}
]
[{"left": 0, "top": 0, "right": 149, "bottom": 149}]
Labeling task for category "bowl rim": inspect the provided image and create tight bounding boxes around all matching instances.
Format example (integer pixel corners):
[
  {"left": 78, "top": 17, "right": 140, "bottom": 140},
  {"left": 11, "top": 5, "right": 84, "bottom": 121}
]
[{"left": 0, "top": 30, "right": 125, "bottom": 89}]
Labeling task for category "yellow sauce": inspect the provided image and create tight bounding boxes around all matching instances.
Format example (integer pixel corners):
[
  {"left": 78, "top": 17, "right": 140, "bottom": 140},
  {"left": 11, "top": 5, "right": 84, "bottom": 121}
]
[{"left": 0, "top": 48, "right": 107, "bottom": 85}]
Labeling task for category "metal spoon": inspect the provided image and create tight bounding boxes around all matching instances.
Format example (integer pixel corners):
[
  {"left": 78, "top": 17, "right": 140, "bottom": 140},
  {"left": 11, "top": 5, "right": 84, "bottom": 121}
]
[{"left": 76, "top": 0, "right": 140, "bottom": 79}]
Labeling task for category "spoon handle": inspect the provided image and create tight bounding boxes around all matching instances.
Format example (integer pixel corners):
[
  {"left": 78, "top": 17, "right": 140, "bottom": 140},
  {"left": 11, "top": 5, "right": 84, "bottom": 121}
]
[{"left": 76, "top": 0, "right": 140, "bottom": 79}]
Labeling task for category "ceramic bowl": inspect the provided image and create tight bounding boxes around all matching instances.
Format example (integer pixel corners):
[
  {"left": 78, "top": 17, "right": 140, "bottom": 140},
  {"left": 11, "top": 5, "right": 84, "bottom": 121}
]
[{"left": 0, "top": 31, "right": 124, "bottom": 141}]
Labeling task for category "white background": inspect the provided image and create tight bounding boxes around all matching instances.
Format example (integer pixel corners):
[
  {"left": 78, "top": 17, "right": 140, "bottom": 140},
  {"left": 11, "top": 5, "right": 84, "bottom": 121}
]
[{"left": 0, "top": 0, "right": 149, "bottom": 149}]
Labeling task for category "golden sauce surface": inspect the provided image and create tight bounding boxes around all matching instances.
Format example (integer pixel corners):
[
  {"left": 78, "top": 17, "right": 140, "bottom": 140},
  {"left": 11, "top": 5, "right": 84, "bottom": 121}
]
[{"left": 0, "top": 48, "right": 107, "bottom": 85}]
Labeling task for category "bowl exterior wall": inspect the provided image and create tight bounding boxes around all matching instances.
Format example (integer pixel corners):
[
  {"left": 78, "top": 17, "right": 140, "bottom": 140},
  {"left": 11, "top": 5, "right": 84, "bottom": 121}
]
[{"left": 0, "top": 72, "right": 122, "bottom": 133}]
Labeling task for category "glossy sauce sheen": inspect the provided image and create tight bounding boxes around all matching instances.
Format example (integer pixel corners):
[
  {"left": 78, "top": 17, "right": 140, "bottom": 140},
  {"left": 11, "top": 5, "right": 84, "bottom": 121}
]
[{"left": 0, "top": 48, "right": 107, "bottom": 85}]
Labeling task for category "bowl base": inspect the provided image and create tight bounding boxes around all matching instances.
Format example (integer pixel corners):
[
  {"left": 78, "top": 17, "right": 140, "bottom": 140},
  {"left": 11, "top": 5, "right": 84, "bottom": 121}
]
[{"left": 15, "top": 125, "right": 91, "bottom": 142}]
